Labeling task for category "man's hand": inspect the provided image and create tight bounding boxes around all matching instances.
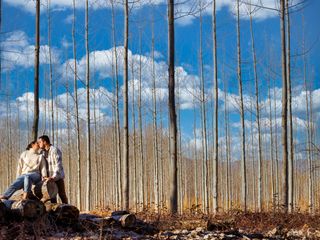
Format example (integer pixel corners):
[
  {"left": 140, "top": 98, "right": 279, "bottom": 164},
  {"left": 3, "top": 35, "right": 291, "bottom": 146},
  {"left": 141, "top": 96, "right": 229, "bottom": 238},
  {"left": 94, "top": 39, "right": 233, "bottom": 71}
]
[{"left": 43, "top": 177, "right": 54, "bottom": 181}]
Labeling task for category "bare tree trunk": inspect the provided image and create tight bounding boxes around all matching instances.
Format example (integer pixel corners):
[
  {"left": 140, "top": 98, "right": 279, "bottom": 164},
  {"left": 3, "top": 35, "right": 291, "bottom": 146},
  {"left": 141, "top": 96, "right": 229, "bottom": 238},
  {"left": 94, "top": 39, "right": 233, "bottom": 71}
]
[
  {"left": 273, "top": 77, "right": 280, "bottom": 209},
  {"left": 267, "top": 68, "right": 275, "bottom": 210},
  {"left": 110, "top": 0, "right": 122, "bottom": 209},
  {"left": 85, "top": 0, "right": 91, "bottom": 211},
  {"left": 72, "top": 0, "right": 82, "bottom": 209},
  {"left": 138, "top": 28, "right": 144, "bottom": 210},
  {"left": 31, "top": 0, "right": 40, "bottom": 141},
  {"left": 280, "top": 0, "right": 288, "bottom": 212},
  {"left": 222, "top": 58, "right": 230, "bottom": 211},
  {"left": 122, "top": 0, "right": 129, "bottom": 210},
  {"left": 212, "top": 0, "right": 218, "bottom": 214},
  {"left": 131, "top": 54, "right": 137, "bottom": 212},
  {"left": 168, "top": 0, "right": 178, "bottom": 214},
  {"left": 47, "top": 0, "right": 54, "bottom": 145},
  {"left": 249, "top": 11, "right": 263, "bottom": 212},
  {"left": 65, "top": 55, "right": 72, "bottom": 204},
  {"left": 193, "top": 69, "right": 198, "bottom": 210},
  {"left": 151, "top": 19, "right": 160, "bottom": 212},
  {"left": 236, "top": 0, "right": 247, "bottom": 211},
  {"left": 302, "top": 19, "right": 313, "bottom": 213},
  {"left": 286, "top": 0, "right": 294, "bottom": 213},
  {"left": 93, "top": 54, "right": 99, "bottom": 206},
  {"left": 199, "top": 2, "right": 208, "bottom": 213}
]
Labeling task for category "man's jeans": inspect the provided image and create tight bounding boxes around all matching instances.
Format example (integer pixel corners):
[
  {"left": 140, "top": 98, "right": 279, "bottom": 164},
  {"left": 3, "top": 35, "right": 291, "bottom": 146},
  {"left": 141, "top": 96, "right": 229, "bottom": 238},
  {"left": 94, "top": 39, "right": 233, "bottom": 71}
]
[{"left": 2, "top": 172, "right": 41, "bottom": 198}]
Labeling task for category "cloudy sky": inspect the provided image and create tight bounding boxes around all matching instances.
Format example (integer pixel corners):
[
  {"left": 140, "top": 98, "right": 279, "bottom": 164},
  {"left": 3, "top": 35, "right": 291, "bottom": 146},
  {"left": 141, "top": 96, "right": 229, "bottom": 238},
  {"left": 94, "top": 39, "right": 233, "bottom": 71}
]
[{"left": 1, "top": 0, "right": 319, "bottom": 155}]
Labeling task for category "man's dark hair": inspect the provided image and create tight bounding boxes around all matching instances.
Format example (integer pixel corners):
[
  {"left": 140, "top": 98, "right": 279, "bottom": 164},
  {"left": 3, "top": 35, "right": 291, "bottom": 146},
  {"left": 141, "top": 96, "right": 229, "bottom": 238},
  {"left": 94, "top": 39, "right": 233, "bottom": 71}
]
[{"left": 39, "top": 135, "right": 51, "bottom": 144}]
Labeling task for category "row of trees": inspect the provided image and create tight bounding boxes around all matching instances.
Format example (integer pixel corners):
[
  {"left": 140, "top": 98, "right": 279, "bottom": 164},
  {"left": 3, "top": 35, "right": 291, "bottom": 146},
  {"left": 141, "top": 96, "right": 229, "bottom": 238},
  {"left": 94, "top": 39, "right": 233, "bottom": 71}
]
[{"left": 0, "top": 0, "right": 318, "bottom": 214}]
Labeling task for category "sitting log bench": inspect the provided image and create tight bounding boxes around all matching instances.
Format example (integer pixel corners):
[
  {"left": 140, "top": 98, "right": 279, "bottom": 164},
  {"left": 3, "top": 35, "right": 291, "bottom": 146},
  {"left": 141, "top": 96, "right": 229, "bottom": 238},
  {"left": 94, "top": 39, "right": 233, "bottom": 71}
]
[{"left": 0, "top": 180, "right": 136, "bottom": 229}]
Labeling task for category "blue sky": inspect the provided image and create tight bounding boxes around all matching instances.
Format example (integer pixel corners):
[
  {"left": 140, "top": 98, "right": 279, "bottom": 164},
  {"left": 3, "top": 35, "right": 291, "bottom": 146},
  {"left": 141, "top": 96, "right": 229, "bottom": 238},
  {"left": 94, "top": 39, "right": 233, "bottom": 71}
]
[{"left": 1, "top": 0, "right": 319, "bottom": 157}]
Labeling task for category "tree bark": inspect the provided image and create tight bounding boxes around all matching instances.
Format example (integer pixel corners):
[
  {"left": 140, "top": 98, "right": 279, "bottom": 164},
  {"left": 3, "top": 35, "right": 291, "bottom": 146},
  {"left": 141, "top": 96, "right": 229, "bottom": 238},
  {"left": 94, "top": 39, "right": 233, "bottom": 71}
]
[
  {"left": 249, "top": 11, "right": 263, "bottom": 212},
  {"left": 286, "top": 0, "right": 294, "bottom": 213},
  {"left": 236, "top": 0, "right": 247, "bottom": 212},
  {"left": 280, "top": 0, "right": 288, "bottom": 212},
  {"left": 122, "top": 0, "right": 129, "bottom": 210},
  {"left": 85, "top": 0, "right": 91, "bottom": 211},
  {"left": 31, "top": 0, "right": 40, "bottom": 141},
  {"left": 167, "top": 0, "right": 178, "bottom": 214},
  {"left": 212, "top": 0, "right": 218, "bottom": 214},
  {"left": 72, "top": 0, "right": 82, "bottom": 210}
]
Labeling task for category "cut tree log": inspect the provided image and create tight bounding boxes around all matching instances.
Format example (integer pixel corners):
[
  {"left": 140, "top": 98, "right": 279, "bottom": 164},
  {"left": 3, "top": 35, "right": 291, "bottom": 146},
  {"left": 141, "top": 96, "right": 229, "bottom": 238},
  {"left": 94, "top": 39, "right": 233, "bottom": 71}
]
[
  {"left": 34, "top": 180, "right": 58, "bottom": 202},
  {"left": 49, "top": 203, "right": 80, "bottom": 224},
  {"left": 0, "top": 200, "right": 7, "bottom": 223},
  {"left": 10, "top": 200, "right": 45, "bottom": 219},
  {"left": 79, "top": 213, "right": 113, "bottom": 230},
  {"left": 111, "top": 211, "right": 136, "bottom": 228}
]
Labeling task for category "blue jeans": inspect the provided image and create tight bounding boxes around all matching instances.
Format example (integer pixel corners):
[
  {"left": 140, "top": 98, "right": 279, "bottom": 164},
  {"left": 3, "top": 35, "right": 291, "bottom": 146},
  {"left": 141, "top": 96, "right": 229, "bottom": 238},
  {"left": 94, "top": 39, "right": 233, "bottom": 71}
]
[{"left": 2, "top": 172, "right": 41, "bottom": 199}]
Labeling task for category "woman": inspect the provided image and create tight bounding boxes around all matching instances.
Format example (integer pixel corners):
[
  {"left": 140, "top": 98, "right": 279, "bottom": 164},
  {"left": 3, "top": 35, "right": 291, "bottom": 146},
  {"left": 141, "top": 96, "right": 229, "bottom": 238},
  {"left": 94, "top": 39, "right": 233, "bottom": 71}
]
[{"left": 0, "top": 140, "right": 47, "bottom": 200}]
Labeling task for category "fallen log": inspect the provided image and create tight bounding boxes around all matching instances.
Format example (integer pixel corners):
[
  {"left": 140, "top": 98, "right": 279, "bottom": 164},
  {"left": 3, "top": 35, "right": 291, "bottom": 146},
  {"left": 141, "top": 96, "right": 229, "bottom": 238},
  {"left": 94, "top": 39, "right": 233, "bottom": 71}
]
[
  {"left": 33, "top": 180, "right": 58, "bottom": 202},
  {"left": 0, "top": 200, "right": 7, "bottom": 223},
  {"left": 48, "top": 203, "right": 79, "bottom": 224},
  {"left": 111, "top": 211, "right": 136, "bottom": 228},
  {"left": 9, "top": 200, "right": 45, "bottom": 219},
  {"left": 79, "top": 213, "right": 113, "bottom": 230}
]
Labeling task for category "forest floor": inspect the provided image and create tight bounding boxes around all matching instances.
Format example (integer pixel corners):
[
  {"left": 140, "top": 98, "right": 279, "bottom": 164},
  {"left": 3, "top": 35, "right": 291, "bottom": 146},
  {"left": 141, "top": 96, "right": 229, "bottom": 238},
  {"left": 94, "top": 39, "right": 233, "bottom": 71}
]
[{"left": 2, "top": 209, "right": 320, "bottom": 239}]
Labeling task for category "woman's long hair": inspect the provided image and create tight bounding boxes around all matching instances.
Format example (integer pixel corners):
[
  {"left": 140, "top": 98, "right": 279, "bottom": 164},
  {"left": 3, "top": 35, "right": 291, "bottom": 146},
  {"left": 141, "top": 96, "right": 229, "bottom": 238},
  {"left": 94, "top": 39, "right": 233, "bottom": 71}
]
[{"left": 26, "top": 140, "right": 37, "bottom": 150}]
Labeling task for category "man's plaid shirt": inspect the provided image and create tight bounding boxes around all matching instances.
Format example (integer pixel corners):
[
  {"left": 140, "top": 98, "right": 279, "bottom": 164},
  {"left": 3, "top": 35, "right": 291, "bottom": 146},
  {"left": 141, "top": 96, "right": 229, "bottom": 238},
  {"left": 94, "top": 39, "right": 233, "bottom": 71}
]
[{"left": 42, "top": 145, "right": 65, "bottom": 181}]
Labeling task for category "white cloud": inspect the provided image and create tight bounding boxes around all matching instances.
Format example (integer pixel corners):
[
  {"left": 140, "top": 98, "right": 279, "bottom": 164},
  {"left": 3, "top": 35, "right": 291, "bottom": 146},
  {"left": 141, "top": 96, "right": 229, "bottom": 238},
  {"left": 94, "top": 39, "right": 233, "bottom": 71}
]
[{"left": 1, "top": 31, "right": 61, "bottom": 71}]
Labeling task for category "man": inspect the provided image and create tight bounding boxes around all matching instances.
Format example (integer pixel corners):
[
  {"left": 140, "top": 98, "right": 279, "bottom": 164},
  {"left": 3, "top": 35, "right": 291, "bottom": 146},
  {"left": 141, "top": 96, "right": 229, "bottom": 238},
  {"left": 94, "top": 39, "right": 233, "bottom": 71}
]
[
  {"left": 0, "top": 140, "right": 47, "bottom": 200},
  {"left": 38, "top": 135, "right": 68, "bottom": 204}
]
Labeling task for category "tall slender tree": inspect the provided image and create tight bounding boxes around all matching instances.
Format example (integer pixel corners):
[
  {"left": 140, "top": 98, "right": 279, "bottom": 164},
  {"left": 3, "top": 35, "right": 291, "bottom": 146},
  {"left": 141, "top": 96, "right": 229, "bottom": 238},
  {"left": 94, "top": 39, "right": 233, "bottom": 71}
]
[
  {"left": 123, "top": 0, "right": 130, "bottom": 210},
  {"left": 85, "top": 0, "right": 92, "bottom": 211},
  {"left": 110, "top": 0, "right": 122, "bottom": 209},
  {"left": 168, "top": 0, "right": 178, "bottom": 214},
  {"left": 31, "top": 0, "right": 40, "bottom": 141},
  {"left": 199, "top": 1, "right": 208, "bottom": 213},
  {"left": 236, "top": 0, "right": 247, "bottom": 211},
  {"left": 249, "top": 5, "right": 263, "bottom": 212},
  {"left": 47, "top": 0, "right": 54, "bottom": 144},
  {"left": 151, "top": 18, "right": 160, "bottom": 212},
  {"left": 72, "top": 0, "right": 82, "bottom": 209},
  {"left": 280, "top": 0, "right": 289, "bottom": 212},
  {"left": 212, "top": 0, "right": 218, "bottom": 213},
  {"left": 286, "top": 0, "right": 294, "bottom": 213}
]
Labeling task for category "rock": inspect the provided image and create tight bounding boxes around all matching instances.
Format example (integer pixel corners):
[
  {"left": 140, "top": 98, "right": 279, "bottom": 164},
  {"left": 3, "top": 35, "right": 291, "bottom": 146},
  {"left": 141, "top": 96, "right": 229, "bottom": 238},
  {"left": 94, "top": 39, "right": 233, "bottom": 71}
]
[
  {"left": 224, "top": 234, "right": 236, "bottom": 239},
  {"left": 314, "top": 230, "right": 320, "bottom": 238},
  {"left": 287, "top": 229, "right": 304, "bottom": 238},
  {"left": 266, "top": 227, "right": 278, "bottom": 237},
  {"left": 181, "top": 229, "right": 189, "bottom": 234},
  {"left": 169, "top": 235, "right": 178, "bottom": 240},
  {"left": 172, "top": 229, "right": 181, "bottom": 234},
  {"left": 190, "top": 230, "right": 198, "bottom": 238}
]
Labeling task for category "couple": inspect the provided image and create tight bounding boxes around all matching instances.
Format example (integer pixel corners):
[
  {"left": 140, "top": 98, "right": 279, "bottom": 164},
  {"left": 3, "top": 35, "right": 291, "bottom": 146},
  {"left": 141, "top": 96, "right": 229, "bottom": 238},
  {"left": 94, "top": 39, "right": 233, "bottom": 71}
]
[{"left": 0, "top": 135, "right": 68, "bottom": 203}]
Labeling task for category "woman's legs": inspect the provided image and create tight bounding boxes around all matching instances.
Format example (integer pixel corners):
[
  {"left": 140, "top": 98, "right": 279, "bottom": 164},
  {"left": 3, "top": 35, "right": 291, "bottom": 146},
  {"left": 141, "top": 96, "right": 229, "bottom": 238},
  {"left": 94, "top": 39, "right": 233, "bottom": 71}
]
[
  {"left": 23, "top": 172, "right": 41, "bottom": 193},
  {"left": 0, "top": 173, "right": 41, "bottom": 200},
  {"left": 1, "top": 175, "right": 25, "bottom": 199}
]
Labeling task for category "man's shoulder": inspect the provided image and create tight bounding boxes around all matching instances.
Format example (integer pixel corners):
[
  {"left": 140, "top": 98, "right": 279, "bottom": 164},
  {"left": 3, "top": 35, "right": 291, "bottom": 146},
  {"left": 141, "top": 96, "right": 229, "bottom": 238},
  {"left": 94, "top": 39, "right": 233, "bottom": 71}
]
[{"left": 50, "top": 145, "right": 62, "bottom": 155}]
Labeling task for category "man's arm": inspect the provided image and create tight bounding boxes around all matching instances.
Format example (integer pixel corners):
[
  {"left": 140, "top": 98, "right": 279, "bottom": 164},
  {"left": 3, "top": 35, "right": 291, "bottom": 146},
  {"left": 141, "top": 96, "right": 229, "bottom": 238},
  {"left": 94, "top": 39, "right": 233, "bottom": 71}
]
[{"left": 51, "top": 148, "right": 63, "bottom": 180}]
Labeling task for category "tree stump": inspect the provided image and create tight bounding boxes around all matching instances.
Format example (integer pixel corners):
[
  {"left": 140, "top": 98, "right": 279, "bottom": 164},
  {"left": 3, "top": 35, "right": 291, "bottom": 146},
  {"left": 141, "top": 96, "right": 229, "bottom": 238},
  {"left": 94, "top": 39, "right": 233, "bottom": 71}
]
[{"left": 34, "top": 180, "right": 58, "bottom": 202}]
